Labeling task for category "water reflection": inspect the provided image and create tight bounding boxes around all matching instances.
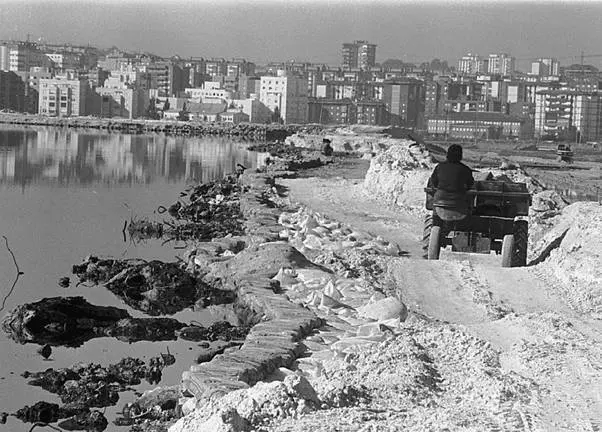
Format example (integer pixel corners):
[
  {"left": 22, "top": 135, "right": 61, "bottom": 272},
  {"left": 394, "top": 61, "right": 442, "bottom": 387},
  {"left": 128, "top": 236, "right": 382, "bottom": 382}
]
[
  {"left": 0, "top": 127, "right": 265, "bottom": 426},
  {"left": 0, "top": 126, "right": 264, "bottom": 187}
]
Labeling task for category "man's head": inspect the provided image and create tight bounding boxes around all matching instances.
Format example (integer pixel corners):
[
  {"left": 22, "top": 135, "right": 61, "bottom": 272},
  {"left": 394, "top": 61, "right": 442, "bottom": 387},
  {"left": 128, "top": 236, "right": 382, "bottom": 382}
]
[{"left": 446, "top": 144, "right": 463, "bottom": 162}]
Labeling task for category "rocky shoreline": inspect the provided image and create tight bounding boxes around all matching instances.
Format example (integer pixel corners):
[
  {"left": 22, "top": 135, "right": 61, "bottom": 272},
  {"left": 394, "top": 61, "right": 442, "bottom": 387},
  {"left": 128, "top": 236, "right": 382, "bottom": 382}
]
[
  {"left": 0, "top": 113, "right": 320, "bottom": 141},
  {"left": 0, "top": 143, "right": 340, "bottom": 431}
]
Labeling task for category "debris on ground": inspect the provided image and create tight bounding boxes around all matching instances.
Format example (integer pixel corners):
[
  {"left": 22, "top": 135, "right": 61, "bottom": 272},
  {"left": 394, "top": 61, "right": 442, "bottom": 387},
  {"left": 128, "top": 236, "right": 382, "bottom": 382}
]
[
  {"left": 128, "top": 175, "right": 245, "bottom": 242},
  {"left": 114, "top": 385, "right": 181, "bottom": 430}
]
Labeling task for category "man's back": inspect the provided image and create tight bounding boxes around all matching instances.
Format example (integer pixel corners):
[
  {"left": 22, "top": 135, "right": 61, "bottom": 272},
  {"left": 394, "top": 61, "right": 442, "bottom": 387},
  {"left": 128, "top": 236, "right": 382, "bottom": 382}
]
[{"left": 430, "top": 161, "right": 474, "bottom": 194}]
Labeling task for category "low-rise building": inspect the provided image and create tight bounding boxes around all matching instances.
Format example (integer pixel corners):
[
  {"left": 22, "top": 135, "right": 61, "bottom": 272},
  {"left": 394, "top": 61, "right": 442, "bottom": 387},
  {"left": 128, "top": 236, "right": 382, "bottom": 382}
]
[
  {"left": 427, "top": 112, "right": 532, "bottom": 139},
  {"left": 219, "top": 109, "right": 249, "bottom": 124},
  {"left": 308, "top": 99, "right": 354, "bottom": 124},
  {"left": 184, "top": 86, "right": 232, "bottom": 102},
  {"left": 307, "top": 98, "right": 388, "bottom": 125},
  {"left": 229, "top": 98, "right": 272, "bottom": 123},
  {"left": 186, "top": 101, "right": 227, "bottom": 122},
  {"left": 356, "top": 100, "right": 388, "bottom": 125}
]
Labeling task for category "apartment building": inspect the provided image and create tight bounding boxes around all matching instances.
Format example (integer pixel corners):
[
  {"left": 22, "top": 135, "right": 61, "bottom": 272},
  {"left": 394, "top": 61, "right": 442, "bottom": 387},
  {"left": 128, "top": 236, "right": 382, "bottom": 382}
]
[
  {"left": 531, "top": 58, "right": 559, "bottom": 77},
  {"left": 0, "top": 71, "right": 26, "bottom": 112},
  {"left": 457, "top": 53, "right": 484, "bottom": 75},
  {"left": 38, "top": 77, "right": 88, "bottom": 117},
  {"left": 205, "top": 58, "right": 227, "bottom": 78},
  {"left": 535, "top": 89, "right": 602, "bottom": 141},
  {"left": 259, "top": 71, "right": 308, "bottom": 124},
  {"left": 381, "top": 79, "right": 424, "bottom": 127},
  {"left": 96, "top": 86, "right": 149, "bottom": 119},
  {"left": 342, "top": 41, "right": 377, "bottom": 70},
  {"left": 487, "top": 53, "right": 515, "bottom": 76},
  {"left": 46, "top": 52, "right": 81, "bottom": 70},
  {"left": 0, "top": 41, "right": 48, "bottom": 72},
  {"left": 139, "top": 61, "right": 188, "bottom": 97}
]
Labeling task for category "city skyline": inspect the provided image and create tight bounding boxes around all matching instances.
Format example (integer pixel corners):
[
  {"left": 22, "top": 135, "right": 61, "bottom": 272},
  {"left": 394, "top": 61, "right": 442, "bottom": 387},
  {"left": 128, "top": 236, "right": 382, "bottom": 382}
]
[{"left": 1, "top": 1, "right": 602, "bottom": 69}]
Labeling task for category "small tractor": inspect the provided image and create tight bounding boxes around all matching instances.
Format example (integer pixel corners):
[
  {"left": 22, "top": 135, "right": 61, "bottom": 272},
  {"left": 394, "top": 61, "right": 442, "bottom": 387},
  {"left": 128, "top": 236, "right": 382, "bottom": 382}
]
[
  {"left": 556, "top": 143, "right": 574, "bottom": 163},
  {"left": 424, "top": 179, "right": 531, "bottom": 267}
]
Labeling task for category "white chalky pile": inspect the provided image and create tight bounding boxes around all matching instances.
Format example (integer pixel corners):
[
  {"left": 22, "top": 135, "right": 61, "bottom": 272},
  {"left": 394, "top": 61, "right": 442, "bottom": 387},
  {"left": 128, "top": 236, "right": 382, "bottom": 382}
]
[
  {"left": 276, "top": 207, "right": 408, "bottom": 362},
  {"left": 363, "top": 142, "right": 435, "bottom": 212},
  {"left": 529, "top": 202, "right": 602, "bottom": 316},
  {"left": 170, "top": 208, "right": 409, "bottom": 432},
  {"left": 278, "top": 208, "right": 400, "bottom": 259}
]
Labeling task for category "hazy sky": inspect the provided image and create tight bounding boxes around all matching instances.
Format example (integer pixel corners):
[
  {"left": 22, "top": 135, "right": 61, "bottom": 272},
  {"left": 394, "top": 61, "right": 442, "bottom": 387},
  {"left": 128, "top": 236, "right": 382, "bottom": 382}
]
[{"left": 1, "top": 0, "right": 602, "bottom": 69}]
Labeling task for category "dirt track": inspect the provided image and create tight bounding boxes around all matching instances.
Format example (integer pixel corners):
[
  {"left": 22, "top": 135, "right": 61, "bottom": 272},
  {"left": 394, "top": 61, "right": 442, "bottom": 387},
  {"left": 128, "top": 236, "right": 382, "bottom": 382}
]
[{"left": 277, "top": 162, "right": 602, "bottom": 431}]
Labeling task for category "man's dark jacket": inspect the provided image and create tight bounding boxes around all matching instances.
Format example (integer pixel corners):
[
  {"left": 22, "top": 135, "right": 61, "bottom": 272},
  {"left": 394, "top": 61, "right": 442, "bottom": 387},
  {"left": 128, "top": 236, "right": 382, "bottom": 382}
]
[{"left": 428, "top": 161, "right": 475, "bottom": 204}]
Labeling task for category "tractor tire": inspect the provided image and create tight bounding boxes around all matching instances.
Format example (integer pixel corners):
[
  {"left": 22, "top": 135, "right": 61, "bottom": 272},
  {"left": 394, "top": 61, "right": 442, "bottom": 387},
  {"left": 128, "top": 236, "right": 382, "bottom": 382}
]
[
  {"left": 423, "top": 213, "right": 434, "bottom": 252},
  {"left": 512, "top": 220, "right": 528, "bottom": 267},
  {"left": 501, "top": 234, "right": 515, "bottom": 267},
  {"left": 428, "top": 226, "right": 441, "bottom": 260}
]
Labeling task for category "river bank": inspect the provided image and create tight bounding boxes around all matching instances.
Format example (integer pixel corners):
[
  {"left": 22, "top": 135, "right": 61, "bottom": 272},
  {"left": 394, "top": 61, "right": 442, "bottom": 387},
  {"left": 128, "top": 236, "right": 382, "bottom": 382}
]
[{"left": 3, "top": 128, "right": 601, "bottom": 431}]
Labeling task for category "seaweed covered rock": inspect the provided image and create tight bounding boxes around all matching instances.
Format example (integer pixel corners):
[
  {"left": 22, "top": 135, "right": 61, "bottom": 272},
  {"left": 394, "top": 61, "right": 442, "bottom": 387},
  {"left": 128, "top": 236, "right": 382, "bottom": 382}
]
[
  {"left": 2, "top": 296, "right": 127, "bottom": 346},
  {"left": 58, "top": 410, "right": 108, "bottom": 432},
  {"left": 23, "top": 354, "right": 177, "bottom": 410},
  {"left": 10, "top": 401, "right": 108, "bottom": 432},
  {"left": 1, "top": 296, "right": 185, "bottom": 346},
  {"left": 72, "top": 257, "right": 235, "bottom": 315},
  {"left": 176, "top": 321, "right": 250, "bottom": 342},
  {"left": 15, "top": 401, "right": 61, "bottom": 424},
  {"left": 114, "top": 386, "right": 181, "bottom": 429},
  {"left": 128, "top": 175, "right": 246, "bottom": 242}
]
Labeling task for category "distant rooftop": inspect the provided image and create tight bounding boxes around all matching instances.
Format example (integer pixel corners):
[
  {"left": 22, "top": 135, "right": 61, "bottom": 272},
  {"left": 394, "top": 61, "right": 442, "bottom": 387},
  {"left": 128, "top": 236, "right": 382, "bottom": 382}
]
[{"left": 430, "top": 111, "right": 526, "bottom": 122}]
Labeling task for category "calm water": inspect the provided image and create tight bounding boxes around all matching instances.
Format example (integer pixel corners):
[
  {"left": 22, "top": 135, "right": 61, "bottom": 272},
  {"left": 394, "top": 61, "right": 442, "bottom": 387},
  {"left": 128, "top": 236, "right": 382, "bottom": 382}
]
[{"left": 0, "top": 126, "right": 266, "bottom": 430}]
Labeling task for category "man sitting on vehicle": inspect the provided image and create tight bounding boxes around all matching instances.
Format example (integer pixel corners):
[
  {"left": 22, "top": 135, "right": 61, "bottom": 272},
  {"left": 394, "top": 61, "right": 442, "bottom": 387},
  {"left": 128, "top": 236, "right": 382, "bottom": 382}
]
[{"left": 428, "top": 144, "right": 474, "bottom": 207}]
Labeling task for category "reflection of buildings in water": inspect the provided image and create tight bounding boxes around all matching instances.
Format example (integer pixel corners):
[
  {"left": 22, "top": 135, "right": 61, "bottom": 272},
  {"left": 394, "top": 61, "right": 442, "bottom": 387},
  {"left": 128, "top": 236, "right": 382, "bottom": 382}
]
[
  {"left": 0, "top": 126, "right": 264, "bottom": 186},
  {"left": 0, "top": 148, "right": 16, "bottom": 178}
]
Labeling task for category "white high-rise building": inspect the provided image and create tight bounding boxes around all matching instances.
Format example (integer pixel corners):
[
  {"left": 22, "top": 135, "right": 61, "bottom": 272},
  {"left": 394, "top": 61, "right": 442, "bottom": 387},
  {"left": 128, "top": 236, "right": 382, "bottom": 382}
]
[
  {"left": 259, "top": 71, "right": 308, "bottom": 124},
  {"left": 531, "top": 58, "right": 559, "bottom": 77},
  {"left": 487, "top": 53, "right": 515, "bottom": 76},
  {"left": 457, "top": 53, "right": 484, "bottom": 75}
]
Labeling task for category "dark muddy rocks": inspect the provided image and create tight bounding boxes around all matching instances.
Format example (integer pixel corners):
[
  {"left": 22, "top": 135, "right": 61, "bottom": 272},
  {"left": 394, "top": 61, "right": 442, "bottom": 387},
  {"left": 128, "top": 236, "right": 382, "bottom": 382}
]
[
  {"left": 1, "top": 296, "right": 185, "bottom": 346},
  {"left": 23, "top": 354, "right": 177, "bottom": 416},
  {"left": 8, "top": 401, "right": 109, "bottom": 432},
  {"left": 15, "top": 401, "right": 61, "bottom": 424},
  {"left": 58, "top": 410, "right": 108, "bottom": 432},
  {"left": 72, "top": 257, "right": 235, "bottom": 315},
  {"left": 176, "top": 320, "right": 250, "bottom": 342}
]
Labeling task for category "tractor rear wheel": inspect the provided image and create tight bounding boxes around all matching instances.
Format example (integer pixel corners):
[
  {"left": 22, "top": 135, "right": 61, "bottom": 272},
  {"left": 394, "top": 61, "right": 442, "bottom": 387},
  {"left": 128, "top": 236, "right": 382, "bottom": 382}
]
[
  {"left": 501, "top": 234, "right": 515, "bottom": 267},
  {"left": 423, "top": 213, "right": 434, "bottom": 253},
  {"left": 512, "top": 220, "right": 528, "bottom": 267},
  {"left": 428, "top": 226, "right": 441, "bottom": 260}
]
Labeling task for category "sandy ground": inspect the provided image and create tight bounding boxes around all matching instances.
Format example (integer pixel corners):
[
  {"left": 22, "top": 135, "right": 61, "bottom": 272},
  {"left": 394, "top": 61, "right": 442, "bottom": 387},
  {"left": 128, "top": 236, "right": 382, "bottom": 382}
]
[{"left": 274, "top": 159, "right": 602, "bottom": 431}]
